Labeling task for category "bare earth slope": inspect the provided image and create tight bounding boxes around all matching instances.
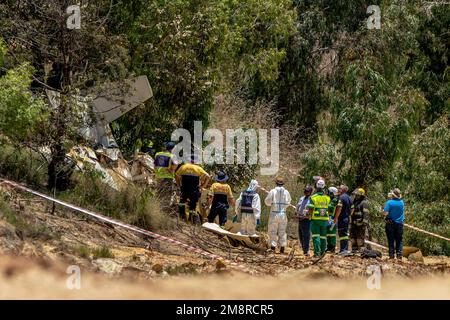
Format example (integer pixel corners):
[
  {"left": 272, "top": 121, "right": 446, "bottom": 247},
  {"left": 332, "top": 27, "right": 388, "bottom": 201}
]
[{"left": 0, "top": 184, "right": 449, "bottom": 299}]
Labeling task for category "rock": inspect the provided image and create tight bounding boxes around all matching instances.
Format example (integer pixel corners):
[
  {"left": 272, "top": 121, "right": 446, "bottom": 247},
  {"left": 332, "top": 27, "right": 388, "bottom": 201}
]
[
  {"left": 0, "top": 222, "right": 16, "bottom": 238},
  {"left": 403, "top": 246, "right": 420, "bottom": 257},
  {"left": 92, "top": 258, "right": 123, "bottom": 274},
  {"left": 0, "top": 222, "right": 23, "bottom": 254},
  {"left": 408, "top": 251, "right": 424, "bottom": 263},
  {"left": 152, "top": 263, "right": 164, "bottom": 274},
  {"left": 131, "top": 253, "right": 148, "bottom": 264},
  {"left": 402, "top": 246, "right": 424, "bottom": 263}
]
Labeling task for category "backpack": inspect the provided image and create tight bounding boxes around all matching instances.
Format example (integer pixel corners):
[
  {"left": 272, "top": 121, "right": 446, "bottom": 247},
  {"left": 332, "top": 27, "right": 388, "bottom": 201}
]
[
  {"left": 361, "top": 248, "right": 382, "bottom": 259},
  {"left": 296, "top": 196, "right": 311, "bottom": 220},
  {"left": 240, "top": 190, "right": 255, "bottom": 213}
]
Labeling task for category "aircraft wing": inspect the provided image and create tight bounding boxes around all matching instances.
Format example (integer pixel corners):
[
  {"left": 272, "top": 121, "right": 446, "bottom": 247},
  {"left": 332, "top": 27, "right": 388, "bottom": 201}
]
[{"left": 93, "top": 75, "right": 153, "bottom": 124}]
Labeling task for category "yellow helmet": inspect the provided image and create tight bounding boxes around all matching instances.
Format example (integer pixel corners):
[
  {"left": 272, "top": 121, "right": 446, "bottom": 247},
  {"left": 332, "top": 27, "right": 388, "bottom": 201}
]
[{"left": 353, "top": 188, "right": 366, "bottom": 196}]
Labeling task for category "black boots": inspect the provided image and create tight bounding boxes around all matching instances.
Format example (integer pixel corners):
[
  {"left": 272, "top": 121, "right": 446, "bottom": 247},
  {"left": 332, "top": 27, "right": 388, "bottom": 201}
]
[{"left": 268, "top": 246, "right": 285, "bottom": 254}]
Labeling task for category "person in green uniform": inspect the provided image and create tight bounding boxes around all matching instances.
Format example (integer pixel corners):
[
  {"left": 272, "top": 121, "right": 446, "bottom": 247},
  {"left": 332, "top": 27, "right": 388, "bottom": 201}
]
[
  {"left": 307, "top": 179, "right": 331, "bottom": 257},
  {"left": 326, "top": 186, "right": 339, "bottom": 253}
]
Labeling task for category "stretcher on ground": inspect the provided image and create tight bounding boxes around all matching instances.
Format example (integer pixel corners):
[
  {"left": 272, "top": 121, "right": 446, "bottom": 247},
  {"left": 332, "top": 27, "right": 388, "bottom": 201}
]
[{"left": 202, "top": 222, "right": 263, "bottom": 249}]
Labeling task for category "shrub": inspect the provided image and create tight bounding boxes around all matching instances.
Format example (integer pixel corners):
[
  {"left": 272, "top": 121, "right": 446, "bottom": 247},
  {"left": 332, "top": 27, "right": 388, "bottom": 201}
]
[
  {"left": 0, "top": 144, "right": 47, "bottom": 187},
  {"left": 92, "top": 246, "right": 115, "bottom": 259},
  {"left": 0, "top": 196, "right": 54, "bottom": 239},
  {"left": 59, "top": 170, "right": 173, "bottom": 231},
  {"left": 76, "top": 245, "right": 91, "bottom": 259}
]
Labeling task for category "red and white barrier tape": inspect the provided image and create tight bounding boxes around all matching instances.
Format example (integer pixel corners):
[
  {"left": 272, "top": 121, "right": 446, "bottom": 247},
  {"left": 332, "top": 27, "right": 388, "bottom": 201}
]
[
  {"left": 404, "top": 223, "right": 450, "bottom": 242},
  {"left": 0, "top": 178, "right": 251, "bottom": 272},
  {"left": 257, "top": 185, "right": 448, "bottom": 247},
  {"left": 2, "top": 177, "right": 446, "bottom": 267},
  {"left": 365, "top": 240, "right": 387, "bottom": 250},
  {"left": 258, "top": 159, "right": 450, "bottom": 244}
]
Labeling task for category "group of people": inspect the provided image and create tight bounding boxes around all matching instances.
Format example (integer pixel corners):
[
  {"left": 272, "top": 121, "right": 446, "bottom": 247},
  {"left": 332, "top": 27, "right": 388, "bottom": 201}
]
[
  {"left": 292, "top": 179, "right": 404, "bottom": 259},
  {"left": 153, "top": 142, "right": 234, "bottom": 226},
  {"left": 296, "top": 181, "right": 366, "bottom": 257},
  {"left": 153, "top": 142, "right": 405, "bottom": 259}
]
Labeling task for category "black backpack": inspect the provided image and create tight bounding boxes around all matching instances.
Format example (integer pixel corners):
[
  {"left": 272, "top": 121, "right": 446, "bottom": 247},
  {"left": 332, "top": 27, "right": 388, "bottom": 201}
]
[{"left": 240, "top": 190, "right": 255, "bottom": 213}]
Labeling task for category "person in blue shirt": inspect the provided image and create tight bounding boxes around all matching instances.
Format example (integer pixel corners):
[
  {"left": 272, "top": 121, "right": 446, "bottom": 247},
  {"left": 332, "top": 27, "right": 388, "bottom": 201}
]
[{"left": 383, "top": 188, "right": 405, "bottom": 259}]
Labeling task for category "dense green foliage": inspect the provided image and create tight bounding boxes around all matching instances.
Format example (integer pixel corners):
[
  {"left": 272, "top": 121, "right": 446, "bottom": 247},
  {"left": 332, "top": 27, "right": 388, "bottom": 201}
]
[
  {"left": 299, "top": 1, "right": 449, "bottom": 254},
  {"left": 108, "top": 0, "right": 296, "bottom": 154},
  {"left": 0, "top": 41, "right": 47, "bottom": 143},
  {"left": 0, "top": 0, "right": 132, "bottom": 189}
]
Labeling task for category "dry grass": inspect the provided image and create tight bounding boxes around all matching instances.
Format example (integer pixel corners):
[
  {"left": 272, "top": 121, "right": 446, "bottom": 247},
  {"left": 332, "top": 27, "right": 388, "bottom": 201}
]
[
  {"left": 59, "top": 171, "right": 173, "bottom": 232},
  {"left": 208, "top": 92, "right": 314, "bottom": 232},
  {"left": 210, "top": 92, "right": 310, "bottom": 193},
  {"left": 92, "top": 246, "right": 115, "bottom": 259}
]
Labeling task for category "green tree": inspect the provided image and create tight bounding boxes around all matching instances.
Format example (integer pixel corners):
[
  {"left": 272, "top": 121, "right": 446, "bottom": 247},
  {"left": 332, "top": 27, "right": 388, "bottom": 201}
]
[
  {"left": 0, "top": 40, "right": 48, "bottom": 144},
  {"left": 414, "top": 3, "right": 450, "bottom": 124},
  {"left": 268, "top": 0, "right": 377, "bottom": 128},
  {"left": 302, "top": 1, "right": 428, "bottom": 188},
  {"left": 110, "top": 0, "right": 224, "bottom": 154},
  {"left": 0, "top": 0, "right": 131, "bottom": 189},
  {"left": 109, "top": 0, "right": 296, "bottom": 154}
]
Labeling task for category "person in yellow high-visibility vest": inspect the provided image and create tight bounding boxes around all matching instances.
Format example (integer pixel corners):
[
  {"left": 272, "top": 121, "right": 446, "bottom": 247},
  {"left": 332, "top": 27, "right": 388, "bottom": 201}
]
[
  {"left": 175, "top": 155, "right": 210, "bottom": 223},
  {"left": 308, "top": 179, "right": 331, "bottom": 257},
  {"left": 208, "top": 171, "right": 235, "bottom": 228},
  {"left": 154, "top": 142, "right": 178, "bottom": 210}
]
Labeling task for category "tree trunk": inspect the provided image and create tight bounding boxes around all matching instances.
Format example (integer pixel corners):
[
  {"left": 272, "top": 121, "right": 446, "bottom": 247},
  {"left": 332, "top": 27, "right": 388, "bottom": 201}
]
[
  {"left": 47, "top": 94, "right": 73, "bottom": 191},
  {"left": 47, "top": 138, "right": 73, "bottom": 191},
  {"left": 47, "top": 7, "right": 74, "bottom": 191}
]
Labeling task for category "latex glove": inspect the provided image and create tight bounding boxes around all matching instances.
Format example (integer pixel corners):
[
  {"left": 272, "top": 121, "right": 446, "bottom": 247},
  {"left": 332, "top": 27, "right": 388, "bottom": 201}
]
[
  {"left": 232, "top": 214, "right": 238, "bottom": 223},
  {"left": 256, "top": 219, "right": 261, "bottom": 226},
  {"left": 328, "top": 219, "right": 335, "bottom": 229}
]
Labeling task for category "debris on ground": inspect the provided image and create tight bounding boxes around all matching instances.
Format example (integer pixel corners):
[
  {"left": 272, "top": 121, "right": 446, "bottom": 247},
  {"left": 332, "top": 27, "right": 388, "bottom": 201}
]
[{"left": 0, "top": 183, "right": 449, "bottom": 299}]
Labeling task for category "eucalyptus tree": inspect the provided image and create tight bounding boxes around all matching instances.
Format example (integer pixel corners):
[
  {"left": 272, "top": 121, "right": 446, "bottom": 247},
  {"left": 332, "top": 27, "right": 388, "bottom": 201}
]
[{"left": 0, "top": 0, "right": 131, "bottom": 189}]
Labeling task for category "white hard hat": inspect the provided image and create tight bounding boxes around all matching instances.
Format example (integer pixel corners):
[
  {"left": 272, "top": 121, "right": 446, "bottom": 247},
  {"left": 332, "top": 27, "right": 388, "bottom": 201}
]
[
  {"left": 328, "top": 187, "right": 338, "bottom": 195},
  {"left": 316, "top": 179, "right": 325, "bottom": 189}
]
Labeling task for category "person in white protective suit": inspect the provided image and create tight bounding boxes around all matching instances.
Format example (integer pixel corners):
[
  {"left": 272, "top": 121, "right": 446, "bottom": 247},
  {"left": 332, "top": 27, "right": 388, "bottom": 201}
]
[
  {"left": 234, "top": 179, "right": 261, "bottom": 236},
  {"left": 264, "top": 176, "right": 292, "bottom": 253}
]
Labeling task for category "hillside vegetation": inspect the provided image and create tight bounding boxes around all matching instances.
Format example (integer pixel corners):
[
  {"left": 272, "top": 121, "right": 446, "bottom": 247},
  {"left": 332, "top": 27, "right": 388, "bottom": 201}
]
[{"left": 0, "top": 1, "right": 448, "bottom": 255}]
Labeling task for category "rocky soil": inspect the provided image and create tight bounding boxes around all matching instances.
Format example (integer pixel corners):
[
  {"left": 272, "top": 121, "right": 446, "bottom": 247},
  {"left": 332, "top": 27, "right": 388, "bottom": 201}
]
[{"left": 0, "top": 184, "right": 449, "bottom": 299}]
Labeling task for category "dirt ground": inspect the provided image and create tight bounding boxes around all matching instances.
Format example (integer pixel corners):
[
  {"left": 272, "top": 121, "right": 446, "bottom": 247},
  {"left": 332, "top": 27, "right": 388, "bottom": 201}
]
[
  {"left": 0, "top": 184, "right": 449, "bottom": 300},
  {"left": 0, "top": 254, "right": 449, "bottom": 299}
]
